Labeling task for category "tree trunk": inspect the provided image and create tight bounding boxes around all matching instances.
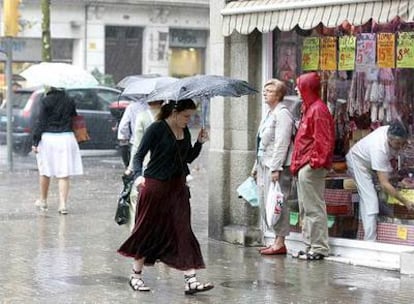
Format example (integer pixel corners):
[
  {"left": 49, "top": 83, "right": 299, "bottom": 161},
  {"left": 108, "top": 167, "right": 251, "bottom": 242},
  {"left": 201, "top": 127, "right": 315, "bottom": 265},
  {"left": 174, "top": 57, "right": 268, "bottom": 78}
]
[{"left": 41, "top": 0, "right": 52, "bottom": 62}]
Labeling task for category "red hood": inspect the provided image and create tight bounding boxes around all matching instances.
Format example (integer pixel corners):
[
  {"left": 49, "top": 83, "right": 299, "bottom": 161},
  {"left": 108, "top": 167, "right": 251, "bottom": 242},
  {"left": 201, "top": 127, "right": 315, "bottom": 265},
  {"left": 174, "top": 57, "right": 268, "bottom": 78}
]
[{"left": 297, "top": 72, "right": 321, "bottom": 108}]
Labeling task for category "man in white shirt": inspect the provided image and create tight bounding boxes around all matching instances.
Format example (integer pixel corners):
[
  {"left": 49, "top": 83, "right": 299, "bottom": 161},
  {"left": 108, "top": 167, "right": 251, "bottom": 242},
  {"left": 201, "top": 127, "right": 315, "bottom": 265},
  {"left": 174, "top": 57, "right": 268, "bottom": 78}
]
[
  {"left": 346, "top": 120, "right": 414, "bottom": 241},
  {"left": 117, "top": 96, "right": 148, "bottom": 167}
]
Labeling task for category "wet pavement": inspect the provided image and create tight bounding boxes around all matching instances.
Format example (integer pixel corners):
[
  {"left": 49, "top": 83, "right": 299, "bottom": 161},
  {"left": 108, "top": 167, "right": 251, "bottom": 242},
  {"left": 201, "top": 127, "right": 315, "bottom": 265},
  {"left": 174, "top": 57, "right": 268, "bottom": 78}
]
[{"left": 1, "top": 145, "right": 414, "bottom": 304}]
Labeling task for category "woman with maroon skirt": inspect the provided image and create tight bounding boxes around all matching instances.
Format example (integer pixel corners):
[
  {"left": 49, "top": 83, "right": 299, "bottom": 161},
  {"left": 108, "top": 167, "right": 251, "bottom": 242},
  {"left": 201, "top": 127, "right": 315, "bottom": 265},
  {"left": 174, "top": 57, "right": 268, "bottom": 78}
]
[{"left": 118, "top": 98, "right": 213, "bottom": 295}]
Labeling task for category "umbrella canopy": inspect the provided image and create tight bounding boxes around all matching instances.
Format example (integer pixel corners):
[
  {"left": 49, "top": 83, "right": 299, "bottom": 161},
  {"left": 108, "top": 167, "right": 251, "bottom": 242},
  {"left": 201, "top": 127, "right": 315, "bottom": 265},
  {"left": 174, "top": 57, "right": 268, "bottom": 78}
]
[
  {"left": 121, "top": 76, "right": 178, "bottom": 97},
  {"left": 146, "top": 74, "right": 257, "bottom": 102},
  {"left": 146, "top": 74, "right": 258, "bottom": 128},
  {"left": 20, "top": 62, "right": 99, "bottom": 88},
  {"left": 116, "top": 73, "right": 161, "bottom": 89}
]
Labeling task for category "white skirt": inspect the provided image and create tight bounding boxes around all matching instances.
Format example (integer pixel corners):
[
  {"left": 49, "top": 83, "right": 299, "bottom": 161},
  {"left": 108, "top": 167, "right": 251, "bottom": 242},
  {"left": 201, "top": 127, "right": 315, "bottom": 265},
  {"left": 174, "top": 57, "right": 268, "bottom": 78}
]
[{"left": 36, "top": 132, "right": 83, "bottom": 178}]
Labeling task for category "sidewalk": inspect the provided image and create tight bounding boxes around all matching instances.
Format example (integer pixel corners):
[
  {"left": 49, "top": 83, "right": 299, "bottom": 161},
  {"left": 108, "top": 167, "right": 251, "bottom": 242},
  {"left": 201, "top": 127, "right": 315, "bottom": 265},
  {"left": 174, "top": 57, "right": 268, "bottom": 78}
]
[{"left": 1, "top": 146, "right": 414, "bottom": 303}]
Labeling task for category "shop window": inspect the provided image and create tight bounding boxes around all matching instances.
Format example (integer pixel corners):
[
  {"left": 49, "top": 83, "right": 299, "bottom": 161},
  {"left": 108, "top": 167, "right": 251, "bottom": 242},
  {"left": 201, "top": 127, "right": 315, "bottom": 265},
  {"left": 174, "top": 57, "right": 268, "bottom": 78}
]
[
  {"left": 273, "top": 20, "right": 414, "bottom": 243},
  {"left": 169, "top": 47, "right": 204, "bottom": 78}
]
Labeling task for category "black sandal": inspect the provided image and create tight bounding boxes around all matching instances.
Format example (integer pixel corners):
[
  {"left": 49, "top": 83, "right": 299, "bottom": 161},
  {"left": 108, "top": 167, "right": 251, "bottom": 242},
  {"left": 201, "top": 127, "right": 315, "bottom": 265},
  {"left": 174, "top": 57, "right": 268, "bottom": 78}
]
[
  {"left": 298, "top": 251, "right": 325, "bottom": 261},
  {"left": 184, "top": 274, "right": 214, "bottom": 295},
  {"left": 292, "top": 250, "right": 307, "bottom": 258}
]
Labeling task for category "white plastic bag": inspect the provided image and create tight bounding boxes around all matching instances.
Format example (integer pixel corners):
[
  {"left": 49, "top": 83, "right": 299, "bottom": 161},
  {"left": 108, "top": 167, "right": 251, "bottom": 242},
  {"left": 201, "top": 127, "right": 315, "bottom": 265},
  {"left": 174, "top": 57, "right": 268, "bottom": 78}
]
[{"left": 265, "top": 181, "right": 284, "bottom": 228}]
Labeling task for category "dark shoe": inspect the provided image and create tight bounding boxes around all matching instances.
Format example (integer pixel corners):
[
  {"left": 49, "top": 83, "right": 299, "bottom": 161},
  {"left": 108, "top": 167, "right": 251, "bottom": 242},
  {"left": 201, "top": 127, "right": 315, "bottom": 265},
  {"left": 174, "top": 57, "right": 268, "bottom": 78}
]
[
  {"left": 298, "top": 251, "right": 325, "bottom": 261},
  {"left": 292, "top": 250, "right": 308, "bottom": 258},
  {"left": 260, "top": 245, "right": 287, "bottom": 255}
]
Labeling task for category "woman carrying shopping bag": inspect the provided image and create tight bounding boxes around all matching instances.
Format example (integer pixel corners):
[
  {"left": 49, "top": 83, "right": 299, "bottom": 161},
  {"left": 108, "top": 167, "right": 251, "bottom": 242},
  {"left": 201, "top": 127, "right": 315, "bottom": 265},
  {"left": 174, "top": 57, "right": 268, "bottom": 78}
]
[{"left": 251, "top": 79, "right": 295, "bottom": 255}]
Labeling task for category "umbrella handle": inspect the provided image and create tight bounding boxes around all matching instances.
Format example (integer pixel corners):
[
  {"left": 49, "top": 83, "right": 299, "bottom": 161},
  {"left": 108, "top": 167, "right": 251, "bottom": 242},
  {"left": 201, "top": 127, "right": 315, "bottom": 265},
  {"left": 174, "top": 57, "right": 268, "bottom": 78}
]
[{"left": 201, "top": 97, "right": 210, "bottom": 129}]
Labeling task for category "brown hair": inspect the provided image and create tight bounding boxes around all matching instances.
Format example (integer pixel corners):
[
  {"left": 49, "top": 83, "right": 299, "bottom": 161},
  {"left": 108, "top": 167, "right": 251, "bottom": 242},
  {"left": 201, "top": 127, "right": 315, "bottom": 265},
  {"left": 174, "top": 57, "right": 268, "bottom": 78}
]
[{"left": 156, "top": 99, "right": 197, "bottom": 121}]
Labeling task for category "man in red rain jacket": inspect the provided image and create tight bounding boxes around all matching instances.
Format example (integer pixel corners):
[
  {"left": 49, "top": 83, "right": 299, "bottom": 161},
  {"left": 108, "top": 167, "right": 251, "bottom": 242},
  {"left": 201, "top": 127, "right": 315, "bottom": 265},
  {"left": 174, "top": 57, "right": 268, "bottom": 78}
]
[{"left": 290, "top": 72, "right": 335, "bottom": 261}]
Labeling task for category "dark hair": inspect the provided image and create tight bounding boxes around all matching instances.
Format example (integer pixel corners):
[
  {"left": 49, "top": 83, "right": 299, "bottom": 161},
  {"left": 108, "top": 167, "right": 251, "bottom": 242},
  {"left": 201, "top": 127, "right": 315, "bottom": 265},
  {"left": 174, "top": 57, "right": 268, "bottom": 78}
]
[
  {"left": 387, "top": 120, "right": 409, "bottom": 140},
  {"left": 156, "top": 99, "right": 196, "bottom": 120}
]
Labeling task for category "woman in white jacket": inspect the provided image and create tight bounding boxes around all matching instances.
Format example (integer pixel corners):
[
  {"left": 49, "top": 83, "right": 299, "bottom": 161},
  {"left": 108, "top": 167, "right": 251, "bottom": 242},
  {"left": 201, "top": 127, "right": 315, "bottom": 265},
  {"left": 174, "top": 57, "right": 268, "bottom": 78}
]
[{"left": 252, "top": 79, "right": 295, "bottom": 255}]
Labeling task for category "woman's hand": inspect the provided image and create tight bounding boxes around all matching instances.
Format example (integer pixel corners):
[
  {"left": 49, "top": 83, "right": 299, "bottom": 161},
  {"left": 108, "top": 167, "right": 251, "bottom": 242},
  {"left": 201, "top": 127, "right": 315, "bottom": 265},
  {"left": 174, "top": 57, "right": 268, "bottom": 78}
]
[
  {"left": 251, "top": 169, "right": 257, "bottom": 180},
  {"left": 271, "top": 170, "right": 280, "bottom": 183},
  {"left": 136, "top": 176, "right": 145, "bottom": 187},
  {"left": 32, "top": 146, "right": 39, "bottom": 154},
  {"left": 197, "top": 128, "right": 209, "bottom": 144}
]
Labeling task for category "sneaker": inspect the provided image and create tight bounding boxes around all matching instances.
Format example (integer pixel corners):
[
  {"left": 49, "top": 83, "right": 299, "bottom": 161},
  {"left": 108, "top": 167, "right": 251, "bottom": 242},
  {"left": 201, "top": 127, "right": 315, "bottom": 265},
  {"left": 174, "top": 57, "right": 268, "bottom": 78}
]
[{"left": 35, "top": 199, "right": 48, "bottom": 211}]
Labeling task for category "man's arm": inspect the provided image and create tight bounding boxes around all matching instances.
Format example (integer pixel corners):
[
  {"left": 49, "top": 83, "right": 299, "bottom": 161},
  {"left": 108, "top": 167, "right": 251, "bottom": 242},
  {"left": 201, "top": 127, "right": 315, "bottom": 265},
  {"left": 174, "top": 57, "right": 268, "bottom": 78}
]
[
  {"left": 377, "top": 171, "right": 414, "bottom": 210},
  {"left": 117, "top": 106, "right": 132, "bottom": 141}
]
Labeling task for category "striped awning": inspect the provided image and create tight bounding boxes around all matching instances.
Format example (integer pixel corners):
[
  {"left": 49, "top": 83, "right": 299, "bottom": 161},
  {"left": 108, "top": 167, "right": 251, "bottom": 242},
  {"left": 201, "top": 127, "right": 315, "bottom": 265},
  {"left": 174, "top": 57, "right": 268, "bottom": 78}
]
[{"left": 221, "top": 0, "right": 414, "bottom": 36}]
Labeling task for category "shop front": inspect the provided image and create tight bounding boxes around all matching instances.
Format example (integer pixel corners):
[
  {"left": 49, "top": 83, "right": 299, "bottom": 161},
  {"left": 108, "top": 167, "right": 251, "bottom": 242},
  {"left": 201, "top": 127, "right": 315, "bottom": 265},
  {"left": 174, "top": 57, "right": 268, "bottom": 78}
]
[
  {"left": 210, "top": 0, "right": 414, "bottom": 272},
  {"left": 169, "top": 29, "right": 208, "bottom": 77}
]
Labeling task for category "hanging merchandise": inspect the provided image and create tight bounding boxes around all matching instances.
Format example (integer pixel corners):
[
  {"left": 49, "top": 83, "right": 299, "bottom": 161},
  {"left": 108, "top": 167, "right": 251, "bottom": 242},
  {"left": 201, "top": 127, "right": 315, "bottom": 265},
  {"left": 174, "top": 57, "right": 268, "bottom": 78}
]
[{"left": 378, "top": 68, "right": 396, "bottom": 122}]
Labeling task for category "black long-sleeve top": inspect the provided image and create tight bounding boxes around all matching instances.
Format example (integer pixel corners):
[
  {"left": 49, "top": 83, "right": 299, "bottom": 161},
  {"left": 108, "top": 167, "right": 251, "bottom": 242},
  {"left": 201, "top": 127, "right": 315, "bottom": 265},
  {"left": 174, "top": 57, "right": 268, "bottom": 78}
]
[
  {"left": 32, "top": 89, "right": 77, "bottom": 146},
  {"left": 132, "top": 120, "right": 202, "bottom": 180}
]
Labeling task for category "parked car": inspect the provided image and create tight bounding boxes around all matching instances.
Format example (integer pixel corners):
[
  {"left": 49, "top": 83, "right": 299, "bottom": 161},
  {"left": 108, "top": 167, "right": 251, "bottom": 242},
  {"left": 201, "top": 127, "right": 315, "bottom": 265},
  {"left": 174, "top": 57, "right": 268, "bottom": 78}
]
[{"left": 0, "top": 86, "right": 122, "bottom": 155}]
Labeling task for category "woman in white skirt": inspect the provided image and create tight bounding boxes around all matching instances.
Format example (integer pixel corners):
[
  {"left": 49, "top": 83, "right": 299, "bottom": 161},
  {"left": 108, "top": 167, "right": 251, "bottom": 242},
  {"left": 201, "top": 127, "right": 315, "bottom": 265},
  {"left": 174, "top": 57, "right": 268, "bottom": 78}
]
[{"left": 31, "top": 87, "right": 83, "bottom": 214}]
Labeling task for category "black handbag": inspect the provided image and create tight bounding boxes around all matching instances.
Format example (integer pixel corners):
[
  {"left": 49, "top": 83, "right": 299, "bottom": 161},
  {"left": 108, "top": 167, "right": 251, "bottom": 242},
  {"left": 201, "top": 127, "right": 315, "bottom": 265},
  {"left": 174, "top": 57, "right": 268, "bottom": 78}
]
[{"left": 114, "top": 174, "right": 134, "bottom": 226}]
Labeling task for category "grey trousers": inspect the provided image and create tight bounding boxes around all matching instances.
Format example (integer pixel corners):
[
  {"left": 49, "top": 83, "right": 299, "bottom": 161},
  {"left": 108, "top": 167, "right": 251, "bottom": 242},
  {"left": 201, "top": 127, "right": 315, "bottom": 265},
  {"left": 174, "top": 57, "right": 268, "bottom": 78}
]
[{"left": 297, "top": 164, "right": 330, "bottom": 256}]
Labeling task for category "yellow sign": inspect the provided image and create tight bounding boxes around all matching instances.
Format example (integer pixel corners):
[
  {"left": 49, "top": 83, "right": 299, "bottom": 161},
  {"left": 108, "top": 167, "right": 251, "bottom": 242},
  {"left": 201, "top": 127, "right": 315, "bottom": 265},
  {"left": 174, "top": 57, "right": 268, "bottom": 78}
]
[
  {"left": 397, "top": 226, "right": 408, "bottom": 240},
  {"left": 377, "top": 33, "right": 395, "bottom": 68},
  {"left": 302, "top": 37, "right": 320, "bottom": 71},
  {"left": 396, "top": 32, "right": 414, "bottom": 68},
  {"left": 320, "top": 37, "right": 337, "bottom": 71},
  {"left": 338, "top": 36, "right": 356, "bottom": 71}
]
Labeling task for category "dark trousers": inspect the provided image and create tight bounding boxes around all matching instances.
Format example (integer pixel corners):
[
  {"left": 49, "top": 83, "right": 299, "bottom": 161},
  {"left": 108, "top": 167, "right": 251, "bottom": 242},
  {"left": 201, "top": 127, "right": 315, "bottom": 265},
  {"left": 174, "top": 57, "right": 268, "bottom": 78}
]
[{"left": 120, "top": 144, "right": 131, "bottom": 168}]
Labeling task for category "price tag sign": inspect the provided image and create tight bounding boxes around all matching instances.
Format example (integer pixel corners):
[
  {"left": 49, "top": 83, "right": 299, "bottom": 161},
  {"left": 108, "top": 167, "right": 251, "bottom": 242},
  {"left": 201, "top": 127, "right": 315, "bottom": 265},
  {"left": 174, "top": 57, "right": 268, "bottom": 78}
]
[
  {"left": 356, "top": 33, "right": 376, "bottom": 72},
  {"left": 377, "top": 33, "right": 395, "bottom": 68},
  {"left": 338, "top": 36, "right": 356, "bottom": 70},
  {"left": 396, "top": 32, "right": 414, "bottom": 68},
  {"left": 320, "top": 37, "right": 337, "bottom": 70},
  {"left": 397, "top": 226, "right": 408, "bottom": 240},
  {"left": 302, "top": 37, "right": 320, "bottom": 71}
]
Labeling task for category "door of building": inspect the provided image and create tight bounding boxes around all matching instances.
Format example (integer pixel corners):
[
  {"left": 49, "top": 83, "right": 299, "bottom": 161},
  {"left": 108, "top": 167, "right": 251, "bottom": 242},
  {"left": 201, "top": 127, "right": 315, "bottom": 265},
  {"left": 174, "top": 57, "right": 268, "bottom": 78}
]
[{"left": 105, "top": 26, "right": 143, "bottom": 83}]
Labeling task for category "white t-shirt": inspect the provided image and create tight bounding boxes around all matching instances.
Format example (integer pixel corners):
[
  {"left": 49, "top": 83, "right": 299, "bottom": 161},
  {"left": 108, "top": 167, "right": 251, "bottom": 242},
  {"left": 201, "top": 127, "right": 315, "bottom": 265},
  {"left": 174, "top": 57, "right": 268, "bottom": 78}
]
[{"left": 349, "top": 126, "right": 397, "bottom": 172}]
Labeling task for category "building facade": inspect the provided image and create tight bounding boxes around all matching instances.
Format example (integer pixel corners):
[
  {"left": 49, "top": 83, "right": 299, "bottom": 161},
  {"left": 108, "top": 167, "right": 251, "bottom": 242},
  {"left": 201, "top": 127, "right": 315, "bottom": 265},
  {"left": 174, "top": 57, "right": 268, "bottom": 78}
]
[
  {"left": 209, "top": 0, "right": 414, "bottom": 273},
  {"left": 0, "top": 0, "right": 209, "bottom": 84}
]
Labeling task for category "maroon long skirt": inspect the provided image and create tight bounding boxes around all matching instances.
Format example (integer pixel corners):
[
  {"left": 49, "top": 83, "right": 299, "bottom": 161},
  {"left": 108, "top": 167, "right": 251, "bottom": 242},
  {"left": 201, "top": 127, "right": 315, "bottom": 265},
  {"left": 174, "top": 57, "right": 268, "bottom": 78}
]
[{"left": 117, "top": 176, "right": 205, "bottom": 271}]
